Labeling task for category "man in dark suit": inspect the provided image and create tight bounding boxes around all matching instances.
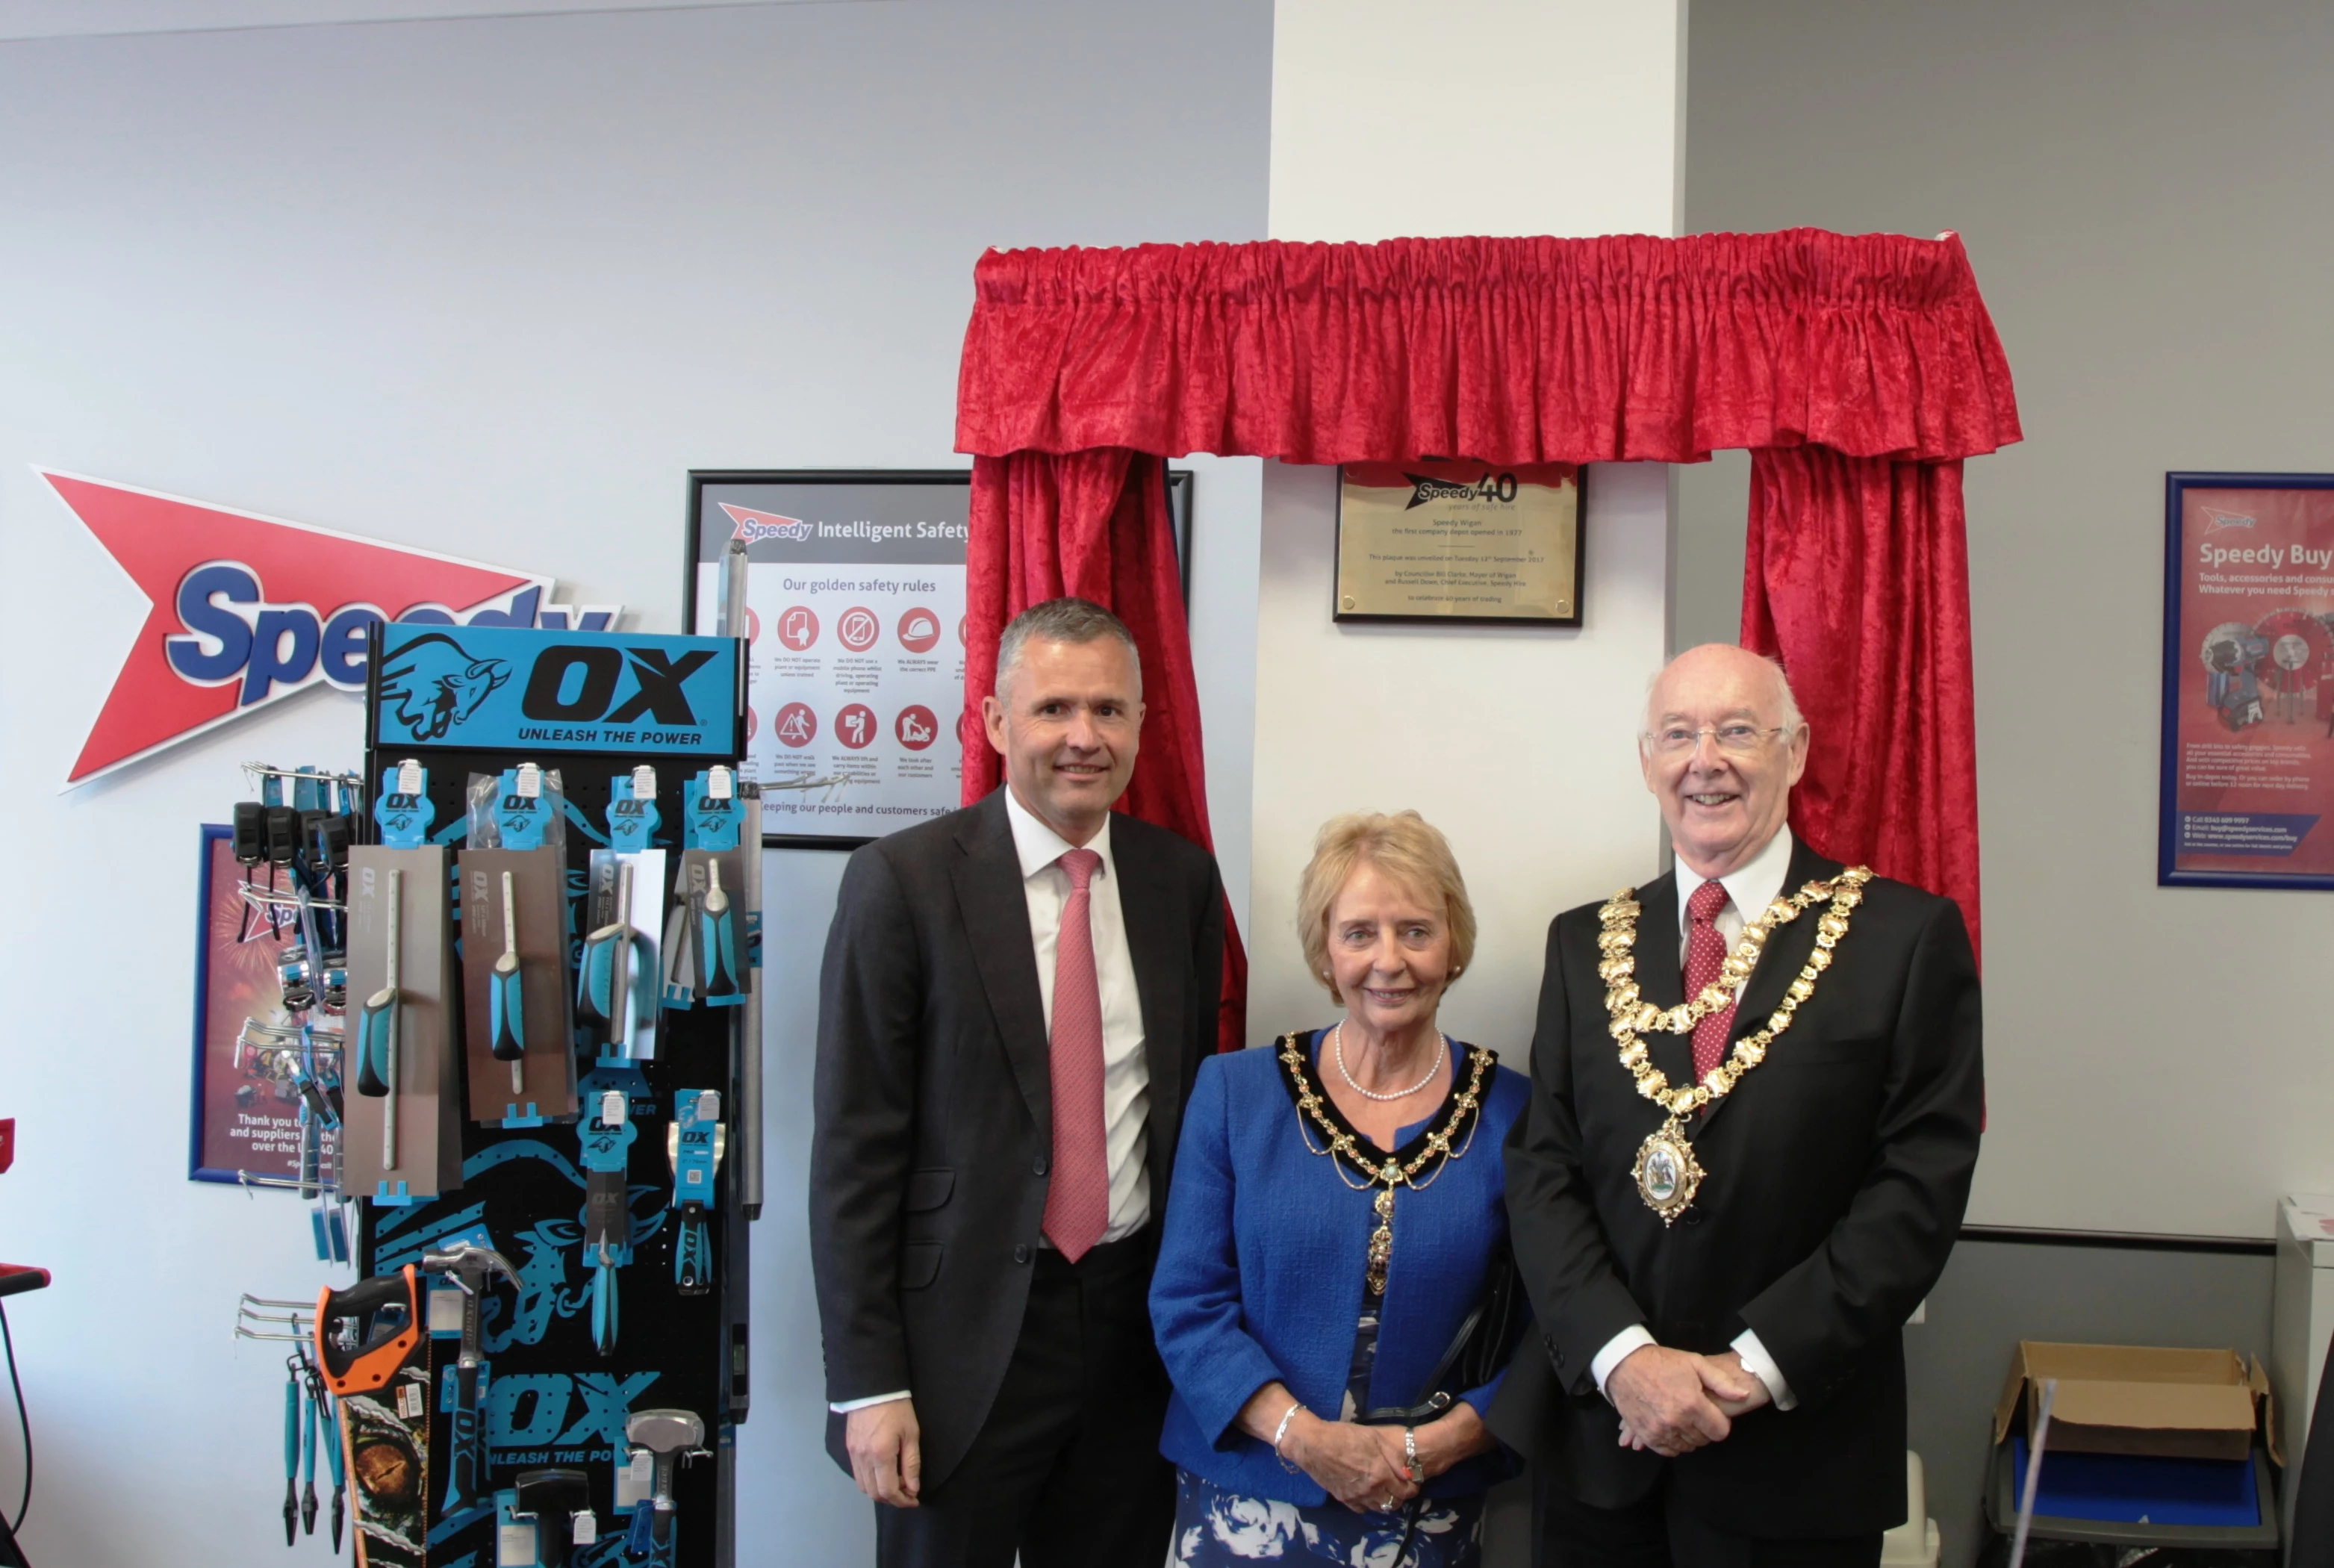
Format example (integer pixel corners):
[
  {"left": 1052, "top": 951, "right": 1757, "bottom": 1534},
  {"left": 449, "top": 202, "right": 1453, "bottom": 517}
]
[
  {"left": 1497, "top": 643, "right": 1983, "bottom": 1568},
  {"left": 810, "top": 596, "right": 1226, "bottom": 1568}
]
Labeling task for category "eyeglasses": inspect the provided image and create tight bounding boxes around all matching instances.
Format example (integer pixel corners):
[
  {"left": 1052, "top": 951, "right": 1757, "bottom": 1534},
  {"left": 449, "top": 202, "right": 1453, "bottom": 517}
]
[{"left": 1641, "top": 724, "right": 1790, "bottom": 756}]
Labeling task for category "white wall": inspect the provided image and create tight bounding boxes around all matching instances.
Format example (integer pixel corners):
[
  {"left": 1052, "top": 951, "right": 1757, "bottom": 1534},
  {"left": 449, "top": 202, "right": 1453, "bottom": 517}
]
[
  {"left": 1678, "top": 0, "right": 2334, "bottom": 1239},
  {"left": 1251, "top": 0, "right": 1684, "bottom": 1061},
  {"left": 0, "top": 4, "right": 1271, "bottom": 1561}
]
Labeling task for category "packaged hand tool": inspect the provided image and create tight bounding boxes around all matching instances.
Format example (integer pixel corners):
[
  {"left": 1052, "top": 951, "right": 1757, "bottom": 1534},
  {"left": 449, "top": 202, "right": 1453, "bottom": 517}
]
[
  {"left": 458, "top": 766, "right": 576, "bottom": 1124},
  {"left": 343, "top": 762, "right": 464, "bottom": 1204},
  {"left": 302, "top": 1357, "right": 347, "bottom": 1553},
  {"left": 313, "top": 1266, "right": 434, "bottom": 1563},
  {"left": 578, "top": 769, "right": 665, "bottom": 1062},
  {"left": 666, "top": 1091, "right": 725, "bottom": 1296},
  {"left": 663, "top": 770, "right": 747, "bottom": 1012},
  {"left": 579, "top": 1088, "right": 637, "bottom": 1356},
  {"left": 420, "top": 1242, "right": 517, "bottom": 1526},
  {"left": 505, "top": 1467, "right": 591, "bottom": 1568},
  {"left": 620, "top": 1410, "right": 706, "bottom": 1562}
]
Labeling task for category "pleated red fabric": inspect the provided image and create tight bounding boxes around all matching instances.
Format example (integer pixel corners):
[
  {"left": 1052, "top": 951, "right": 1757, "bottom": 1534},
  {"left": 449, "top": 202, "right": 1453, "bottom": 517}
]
[
  {"left": 1742, "top": 448, "right": 1983, "bottom": 959},
  {"left": 953, "top": 228, "right": 2017, "bottom": 1037},
  {"left": 961, "top": 449, "right": 1251, "bottom": 1052},
  {"left": 956, "top": 230, "right": 2020, "bottom": 466}
]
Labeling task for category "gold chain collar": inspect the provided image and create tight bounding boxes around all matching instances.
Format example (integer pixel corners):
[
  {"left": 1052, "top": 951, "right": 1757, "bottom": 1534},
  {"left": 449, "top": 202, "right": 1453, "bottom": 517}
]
[
  {"left": 1596, "top": 865, "right": 1872, "bottom": 1223},
  {"left": 1280, "top": 1031, "right": 1493, "bottom": 1292}
]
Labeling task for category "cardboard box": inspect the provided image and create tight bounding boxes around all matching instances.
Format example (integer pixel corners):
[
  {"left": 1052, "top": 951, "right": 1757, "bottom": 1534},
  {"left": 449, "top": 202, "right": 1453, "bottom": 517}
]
[{"left": 1992, "top": 1341, "right": 2280, "bottom": 1463}]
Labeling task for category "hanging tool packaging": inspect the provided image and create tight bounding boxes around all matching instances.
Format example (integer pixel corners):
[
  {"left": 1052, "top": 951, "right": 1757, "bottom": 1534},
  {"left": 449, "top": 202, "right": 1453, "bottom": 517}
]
[{"left": 227, "top": 623, "right": 759, "bottom": 1565}]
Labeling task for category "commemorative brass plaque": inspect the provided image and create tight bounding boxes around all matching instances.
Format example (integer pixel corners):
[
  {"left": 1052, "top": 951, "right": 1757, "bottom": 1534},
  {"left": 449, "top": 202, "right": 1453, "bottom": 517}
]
[{"left": 1334, "top": 461, "right": 1582, "bottom": 626}]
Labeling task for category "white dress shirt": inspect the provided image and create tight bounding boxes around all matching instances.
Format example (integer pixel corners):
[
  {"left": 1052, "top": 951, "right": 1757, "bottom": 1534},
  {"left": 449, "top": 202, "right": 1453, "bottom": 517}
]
[
  {"left": 1590, "top": 827, "right": 1799, "bottom": 1413},
  {"left": 1002, "top": 788, "right": 1153, "bottom": 1246},
  {"left": 832, "top": 792, "right": 1152, "bottom": 1416}
]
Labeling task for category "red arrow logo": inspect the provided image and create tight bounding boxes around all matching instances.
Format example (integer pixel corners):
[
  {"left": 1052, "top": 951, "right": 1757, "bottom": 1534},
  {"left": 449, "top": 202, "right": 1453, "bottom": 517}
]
[{"left": 46, "top": 470, "right": 544, "bottom": 785}]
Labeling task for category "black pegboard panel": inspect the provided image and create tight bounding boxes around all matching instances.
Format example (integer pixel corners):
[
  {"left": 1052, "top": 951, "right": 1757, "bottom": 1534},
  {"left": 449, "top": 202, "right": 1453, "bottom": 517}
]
[{"left": 355, "top": 633, "right": 752, "bottom": 1568}]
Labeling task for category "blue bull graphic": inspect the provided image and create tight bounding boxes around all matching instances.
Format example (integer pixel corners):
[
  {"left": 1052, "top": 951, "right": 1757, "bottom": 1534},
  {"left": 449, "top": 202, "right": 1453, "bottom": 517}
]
[{"left": 379, "top": 631, "right": 512, "bottom": 741}]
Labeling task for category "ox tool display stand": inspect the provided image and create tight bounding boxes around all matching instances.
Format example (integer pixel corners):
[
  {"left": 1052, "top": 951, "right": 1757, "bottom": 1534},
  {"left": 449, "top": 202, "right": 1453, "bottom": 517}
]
[{"left": 346, "top": 623, "right": 753, "bottom": 1567}]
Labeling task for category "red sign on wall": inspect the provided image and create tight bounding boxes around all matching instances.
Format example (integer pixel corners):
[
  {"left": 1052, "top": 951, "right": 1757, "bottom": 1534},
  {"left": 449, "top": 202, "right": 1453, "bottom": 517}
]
[{"left": 45, "top": 471, "right": 620, "bottom": 785}]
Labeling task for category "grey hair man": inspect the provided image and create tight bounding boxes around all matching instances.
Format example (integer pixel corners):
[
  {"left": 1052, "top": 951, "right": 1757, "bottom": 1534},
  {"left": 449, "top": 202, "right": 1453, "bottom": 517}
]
[{"left": 1497, "top": 643, "right": 1983, "bottom": 1568}]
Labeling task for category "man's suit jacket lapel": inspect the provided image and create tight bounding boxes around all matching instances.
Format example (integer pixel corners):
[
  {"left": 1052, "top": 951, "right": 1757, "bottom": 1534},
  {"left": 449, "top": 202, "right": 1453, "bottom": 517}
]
[
  {"left": 1630, "top": 874, "right": 1698, "bottom": 1095},
  {"left": 950, "top": 792, "right": 1051, "bottom": 1132},
  {"left": 1110, "top": 818, "right": 1189, "bottom": 1203},
  {"left": 1697, "top": 836, "right": 1843, "bottom": 1137}
]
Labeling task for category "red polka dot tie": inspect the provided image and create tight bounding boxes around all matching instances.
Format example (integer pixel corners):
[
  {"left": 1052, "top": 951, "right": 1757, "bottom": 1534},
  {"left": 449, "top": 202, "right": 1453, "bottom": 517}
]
[
  {"left": 1042, "top": 848, "right": 1109, "bottom": 1262},
  {"left": 1684, "top": 879, "right": 1738, "bottom": 1083}
]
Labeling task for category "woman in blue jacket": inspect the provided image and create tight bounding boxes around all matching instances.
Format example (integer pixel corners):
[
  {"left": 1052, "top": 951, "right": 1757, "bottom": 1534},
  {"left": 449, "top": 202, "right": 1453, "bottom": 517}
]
[{"left": 1151, "top": 811, "right": 1531, "bottom": 1567}]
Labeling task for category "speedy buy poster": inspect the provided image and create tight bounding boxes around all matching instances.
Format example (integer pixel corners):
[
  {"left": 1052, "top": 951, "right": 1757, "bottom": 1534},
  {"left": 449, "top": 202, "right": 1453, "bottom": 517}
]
[{"left": 2165, "top": 479, "right": 2334, "bottom": 884}]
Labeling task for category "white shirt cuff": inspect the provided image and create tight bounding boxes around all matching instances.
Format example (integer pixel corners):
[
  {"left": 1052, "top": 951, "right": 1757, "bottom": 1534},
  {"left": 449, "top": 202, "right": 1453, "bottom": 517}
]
[
  {"left": 829, "top": 1390, "right": 912, "bottom": 1414},
  {"left": 1730, "top": 1330, "right": 1797, "bottom": 1411},
  {"left": 1590, "top": 1325, "right": 1658, "bottom": 1399}
]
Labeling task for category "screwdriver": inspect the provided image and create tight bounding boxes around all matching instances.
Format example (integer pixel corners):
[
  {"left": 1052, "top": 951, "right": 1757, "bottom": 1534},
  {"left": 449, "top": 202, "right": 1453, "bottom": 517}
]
[
  {"left": 300, "top": 1364, "right": 319, "bottom": 1536},
  {"left": 489, "top": 868, "right": 526, "bottom": 1092},
  {"left": 281, "top": 1360, "right": 299, "bottom": 1546}
]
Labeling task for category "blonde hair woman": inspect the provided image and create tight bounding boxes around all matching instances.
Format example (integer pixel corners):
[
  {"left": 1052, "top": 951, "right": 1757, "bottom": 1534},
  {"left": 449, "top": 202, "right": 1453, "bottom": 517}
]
[{"left": 1150, "top": 812, "right": 1528, "bottom": 1567}]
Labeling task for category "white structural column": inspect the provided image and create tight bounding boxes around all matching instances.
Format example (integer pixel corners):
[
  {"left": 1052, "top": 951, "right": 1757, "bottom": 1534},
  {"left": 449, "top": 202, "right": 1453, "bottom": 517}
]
[{"left": 1248, "top": 0, "right": 1687, "bottom": 1060}]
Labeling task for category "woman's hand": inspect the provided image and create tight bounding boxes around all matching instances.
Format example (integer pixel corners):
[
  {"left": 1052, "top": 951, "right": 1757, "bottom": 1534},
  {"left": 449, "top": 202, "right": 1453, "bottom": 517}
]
[
  {"left": 1284, "top": 1413, "right": 1420, "bottom": 1513},
  {"left": 1230, "top": 1383, "right": 1419, "bottom": 1513},
  {"left": 1369, "top": 1402, "right": 1496, "bottom": 1485}
]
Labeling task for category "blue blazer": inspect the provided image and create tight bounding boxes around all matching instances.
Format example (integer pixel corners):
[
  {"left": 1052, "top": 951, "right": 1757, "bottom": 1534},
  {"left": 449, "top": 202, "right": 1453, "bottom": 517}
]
[{"left": 1150, "top": 1030, "right": 1531, "bottom": 1504}]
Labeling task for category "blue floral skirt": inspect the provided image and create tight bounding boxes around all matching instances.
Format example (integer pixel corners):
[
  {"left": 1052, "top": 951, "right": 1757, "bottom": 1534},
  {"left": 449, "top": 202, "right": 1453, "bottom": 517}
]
[{"left": 1170, "top": 1467, "right": 1485, "bottom": 1567}]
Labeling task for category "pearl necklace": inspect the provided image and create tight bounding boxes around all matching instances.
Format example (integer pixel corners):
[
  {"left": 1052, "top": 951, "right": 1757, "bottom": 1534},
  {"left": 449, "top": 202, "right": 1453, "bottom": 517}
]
[{"left": 1331, "top": 1020, "right": 1447, "bottom": 1102}]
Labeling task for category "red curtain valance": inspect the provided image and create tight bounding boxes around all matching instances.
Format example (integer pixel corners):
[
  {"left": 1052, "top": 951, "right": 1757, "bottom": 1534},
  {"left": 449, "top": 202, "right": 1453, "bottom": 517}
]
[{"left": 957, "top": 229, "right": 2022, "bottom": 467}]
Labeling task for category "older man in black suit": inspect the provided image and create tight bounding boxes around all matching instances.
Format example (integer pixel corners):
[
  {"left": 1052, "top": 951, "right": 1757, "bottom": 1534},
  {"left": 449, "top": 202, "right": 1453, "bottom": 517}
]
[
  {"left": 1498, "top": 643, "right": 1983, "bottom": 1568},
  {"left": 810, "top": 597, "right": 1225, "bottom": 1568}
]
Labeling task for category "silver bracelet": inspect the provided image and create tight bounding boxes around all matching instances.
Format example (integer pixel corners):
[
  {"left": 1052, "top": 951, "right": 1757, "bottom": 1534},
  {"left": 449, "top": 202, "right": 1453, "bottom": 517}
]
[
  {"left": 1403, "top": 1425, "right": 1421, "bottom": 1481},
  {"left": 1271, "top": 1401, "right": 1305, "bottom": 1475}
]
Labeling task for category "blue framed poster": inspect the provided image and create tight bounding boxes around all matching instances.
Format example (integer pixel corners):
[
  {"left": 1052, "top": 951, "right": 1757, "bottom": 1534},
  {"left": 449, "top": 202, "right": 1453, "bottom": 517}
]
[{"left": 2161, "top": 471, "right": 2334, "bottom": 889}]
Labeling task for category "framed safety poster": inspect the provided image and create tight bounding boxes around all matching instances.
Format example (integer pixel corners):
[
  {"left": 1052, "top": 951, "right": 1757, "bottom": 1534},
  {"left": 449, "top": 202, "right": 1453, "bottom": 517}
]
[
  {"left": 189, "top": 823, "right": 331, "bottom": 1184},
  {"left": 685, "top": 471, "right": 971, "bottom": 848},
  {"left": 2160, "top": 472, "right": 2334, "bottom": 889},
  {"left": 686, "top": 469, "right": 1195, "bottom": 849}
]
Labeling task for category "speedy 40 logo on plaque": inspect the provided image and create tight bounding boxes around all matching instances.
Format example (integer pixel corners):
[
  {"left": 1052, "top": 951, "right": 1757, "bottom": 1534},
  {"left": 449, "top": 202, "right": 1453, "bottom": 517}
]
[{"left": 46, "top": 470, "right": 621, "bottom": 786}]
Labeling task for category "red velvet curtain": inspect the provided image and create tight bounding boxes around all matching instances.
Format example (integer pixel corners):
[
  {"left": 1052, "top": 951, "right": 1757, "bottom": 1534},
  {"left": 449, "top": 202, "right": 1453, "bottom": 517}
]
[
  {"left": 961, "top": 449, "right": 1250, "bottom": 1052},
  {"left": 1741, "top": 449, "right": 1982, "bottom": 957},
  {"left": 955, "top": 230, "right": 2019, "bottom": 1040}
]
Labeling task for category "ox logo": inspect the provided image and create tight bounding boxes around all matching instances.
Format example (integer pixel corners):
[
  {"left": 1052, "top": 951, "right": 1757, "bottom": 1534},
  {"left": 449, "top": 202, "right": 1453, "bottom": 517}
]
[
  {"left": 520, "top": 644, "right": 716, "bottom": 727},
  {"left": 378, "top": 632, "right": 514, "bottom": 741}
]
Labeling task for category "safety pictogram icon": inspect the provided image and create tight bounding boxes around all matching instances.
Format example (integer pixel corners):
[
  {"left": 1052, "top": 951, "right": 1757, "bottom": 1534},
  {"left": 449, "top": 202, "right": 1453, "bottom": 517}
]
[
  {"left": 774, "top": 702, "right": 818, "bottom": 749},
  {"left": 896, "top": 704, "right": 938, "bottom": 751},
  {"left": 897, "top": 608, "right": 942, "bottom": 653},
  {"left": 838, "top": 607, "right": 880, "bottom": 653},
  {"left": 777, "top": 606, "right": 819, "bottom": 651},
  {"left": 835, "top": 703, "right": 877, "bottom": 750}
]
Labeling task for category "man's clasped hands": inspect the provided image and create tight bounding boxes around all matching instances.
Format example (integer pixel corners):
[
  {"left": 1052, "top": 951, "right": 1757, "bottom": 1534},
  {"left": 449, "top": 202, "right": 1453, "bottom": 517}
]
[{"left": 1605, "top": 1345, "right": 1770, "bottom": 1457}]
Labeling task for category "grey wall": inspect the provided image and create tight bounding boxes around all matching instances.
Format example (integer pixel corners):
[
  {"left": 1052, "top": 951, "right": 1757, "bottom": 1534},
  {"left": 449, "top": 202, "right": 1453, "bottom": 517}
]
[
  {"left": 1682, "top": 5, "right": 2330, "bottom": 1561},
  {"left": 0, "top": 4, "right": 1269, "bottom": 1562},
  {"left": 1682, "top": 0, "right": 2334, "bottom": 1238}
]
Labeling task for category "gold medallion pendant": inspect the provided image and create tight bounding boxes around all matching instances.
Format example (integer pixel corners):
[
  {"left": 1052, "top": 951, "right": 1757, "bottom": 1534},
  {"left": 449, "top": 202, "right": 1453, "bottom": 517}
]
[
  {"left": 1597, "top": 866, "right": 1871, "bottom": 1225},
  {"left": 1631, "top": 1117, "right": 1704, "bottom": 1225}
]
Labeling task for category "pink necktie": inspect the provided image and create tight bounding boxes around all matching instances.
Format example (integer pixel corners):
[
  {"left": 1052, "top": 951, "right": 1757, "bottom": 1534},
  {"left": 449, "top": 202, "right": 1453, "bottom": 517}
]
[
  {"left": 1684, "top": 880, "right": 1738, "bottom": 1083},
  {"left": 1042, "top": 848, "right": 1109, "bottom": 1262}
]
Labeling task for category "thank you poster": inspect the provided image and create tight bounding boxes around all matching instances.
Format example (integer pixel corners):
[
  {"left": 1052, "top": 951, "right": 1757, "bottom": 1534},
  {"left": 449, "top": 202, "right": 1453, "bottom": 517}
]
[{"left": 2165, "top": 479, "right": 2334, "bottom": 884}]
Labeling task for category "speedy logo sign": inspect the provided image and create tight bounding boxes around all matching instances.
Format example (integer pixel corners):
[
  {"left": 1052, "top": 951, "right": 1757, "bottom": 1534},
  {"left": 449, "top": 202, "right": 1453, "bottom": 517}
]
[
  {"left": 718, "top": 502, "right": 812, "bottom": 543},
  {"left": 46, "top": 470, "right": 620, "bottom": 786}
]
